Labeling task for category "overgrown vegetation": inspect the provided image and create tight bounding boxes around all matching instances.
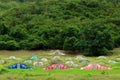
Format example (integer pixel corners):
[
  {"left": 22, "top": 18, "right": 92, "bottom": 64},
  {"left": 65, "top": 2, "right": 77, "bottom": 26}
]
[
  {"left": 0, "top": 50, "right": 120, "bottom": 80},
  {"left": 0, "top": 0, "right": 120, "bottom": 56}
]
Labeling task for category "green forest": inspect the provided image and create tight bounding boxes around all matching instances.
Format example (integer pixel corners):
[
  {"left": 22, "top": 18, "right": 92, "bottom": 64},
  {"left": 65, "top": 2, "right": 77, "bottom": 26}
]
[{"left": 0, "top": 0, "right": 120, "bottom": 56}]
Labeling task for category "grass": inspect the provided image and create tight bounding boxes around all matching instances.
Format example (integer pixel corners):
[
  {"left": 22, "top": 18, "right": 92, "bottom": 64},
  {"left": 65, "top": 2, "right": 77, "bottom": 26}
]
[
  {"left": 1, "top": 69, "right": 120, "bottom": 80},
  {"left": 0, "top": 48, "right": 120, "bottom": 80}
]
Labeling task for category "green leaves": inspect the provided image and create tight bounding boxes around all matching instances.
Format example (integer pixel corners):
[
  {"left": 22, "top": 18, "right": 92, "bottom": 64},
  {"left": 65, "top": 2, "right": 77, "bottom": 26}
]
[
  {"left": 63, "top": 37, "right": 77, "bottom": 50},
  {"left": 9, "top": 26, "right": 28, "bottom": 41},
  {"left": 0, "top": 0, "right": 119, "bottom": 56}
]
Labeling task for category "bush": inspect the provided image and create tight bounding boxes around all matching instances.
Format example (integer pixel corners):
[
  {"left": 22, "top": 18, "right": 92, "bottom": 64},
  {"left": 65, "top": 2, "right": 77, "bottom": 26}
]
[
  {"left": 0, "top": 65, "right": 8, "bottom": 74},
  {"left": 19, "top": 36, "right": 47, "bottom": 50},
  {"left": 0, "top": 41, "right": 6, "bottom": 50},
  {"left": 6, "top": 40, "right": 19, "bottom": 50},
  {"left": 9, "top": 26, "right": 28, "bottom": 41},
  {"left": 0, "top": 23, "right": 8, "bottom": 35},
  {"left": 63, "top": 37, "right": 77, "bottom": 50},
  {"left": 74, "top": 25, "right": 114, "bottom": 56}
]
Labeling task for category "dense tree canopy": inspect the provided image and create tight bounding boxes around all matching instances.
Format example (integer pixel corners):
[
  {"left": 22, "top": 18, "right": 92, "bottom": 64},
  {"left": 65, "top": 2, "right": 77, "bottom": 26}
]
[{"left": 0, "top": 0, "right": 120, "bottom": 56}]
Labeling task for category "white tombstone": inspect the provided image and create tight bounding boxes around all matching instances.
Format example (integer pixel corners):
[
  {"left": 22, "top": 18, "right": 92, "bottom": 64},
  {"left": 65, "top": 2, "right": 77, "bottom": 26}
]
[
  {"left": 73, "top": 64, "right": 79, "bottom": 67},
  {"left": 8, "top": 56, "right": 21, "bottom": 60},
  {"left": 116, "top": 58, "right": 120, "bottom": 61},
  {"left": 33, "top": 62, "right": 43, "bottom": 66},
  {"left": 53, "top": 56, "right": 60, "bottom": 59},
  {"left": 65, "top": 58, "right": 72, "bottom": 61},
  {"left": 75, "top": 55, "right": 86, "bottom": 60},
  {"left": 8, "top": 56, "right": 16, "bottom": 59},
  {"left": 49, "top": 50, "right": 65, "bottom": 55},
  {"left": 97, "top": 56, "right": 107, "bottom": 59},
  {"left": 0, "top": 60, "right": 5, "bottom": 64},
  {"left": 24, "top": 60, "right": 32, "bottom": 63},
  {"left": 65, "top": 61, "right": 74, "bottom": 66},
  {"left": 41, "top": 58, "right": 48, "bottom": 62}
]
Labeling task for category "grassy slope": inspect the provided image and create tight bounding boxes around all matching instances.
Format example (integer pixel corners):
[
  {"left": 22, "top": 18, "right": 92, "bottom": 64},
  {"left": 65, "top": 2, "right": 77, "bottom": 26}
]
[
  {"left": 0, "top": 69, "right": 120, "bottom": 80},
  {"left": 0, "top": 48, "right": 120, "bottom": 80}
]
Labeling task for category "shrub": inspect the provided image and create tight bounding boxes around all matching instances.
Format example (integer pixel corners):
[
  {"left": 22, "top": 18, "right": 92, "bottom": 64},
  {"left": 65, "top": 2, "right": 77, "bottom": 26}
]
[{"left": 6, "top": 40, "right": 19, "bottom": 50}]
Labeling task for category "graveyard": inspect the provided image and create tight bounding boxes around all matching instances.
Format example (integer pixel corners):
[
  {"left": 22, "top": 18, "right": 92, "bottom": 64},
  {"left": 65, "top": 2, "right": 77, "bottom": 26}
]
[
  {"left": 0, "top": 48, "right": 120, "bottom": 80},
  {"left": 0, "top": 0, "right": 120, "bottom": 80}
]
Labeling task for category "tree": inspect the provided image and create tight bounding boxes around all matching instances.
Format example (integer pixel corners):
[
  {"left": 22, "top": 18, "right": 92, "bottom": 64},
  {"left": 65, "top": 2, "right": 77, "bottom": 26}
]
[
  {"left": 9, "top": 26, "right": 28, "bottom": 41},
  {"left": 63, "top": 37, "right": 77, "bottom": 50},
  {"left": 78, "top": 25, "right": 114, "bottom": 56},
  {"left": 0, "top": 23, "right": 8, "bottom": 35}
]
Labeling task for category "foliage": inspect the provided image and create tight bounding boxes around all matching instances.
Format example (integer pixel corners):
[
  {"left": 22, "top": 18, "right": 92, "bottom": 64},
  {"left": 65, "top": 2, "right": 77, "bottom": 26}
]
[{"left": 0, "top": 0, "right": 120, "bottom": 56}]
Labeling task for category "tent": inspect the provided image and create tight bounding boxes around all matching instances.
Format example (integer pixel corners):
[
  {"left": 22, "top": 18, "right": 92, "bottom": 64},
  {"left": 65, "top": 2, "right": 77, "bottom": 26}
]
[
  {"left": 24, "top": 60, "right": 32, "bottom": 63},
  {"left": 79, "top": 59, "right": 89, "bottom": 63},
  {"left": 49, "top": 50, "right": 65, "bottom": 55},
  {"left": 81, "top": 64, "right": 111, "bottom": 70},
  {"left": 33, "top": 62, "right": 43, "bottom": 66},
  {"left": 7, "top": 63, "right": 32, "bottom": 69},
  {"left": 41, "top": 58, "right": 48, "bottom": 62},
  {"left": 30, "top": 56, "right": 38, "bottom": 60},
  {"left": 51, "top": 59, "right": 61, "bottom": 64},
  {"left": 43, "top": 64, "right": 70, "bottom": 70}
]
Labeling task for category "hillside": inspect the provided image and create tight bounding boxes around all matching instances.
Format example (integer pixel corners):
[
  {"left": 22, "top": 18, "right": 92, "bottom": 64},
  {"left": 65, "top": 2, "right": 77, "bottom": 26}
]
[{"left": 0, "top": 0, "right": 120, "bottom": 56}]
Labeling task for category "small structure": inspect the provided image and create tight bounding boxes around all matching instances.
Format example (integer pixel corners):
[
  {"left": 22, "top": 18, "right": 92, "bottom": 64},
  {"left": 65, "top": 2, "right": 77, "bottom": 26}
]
[
  {"left": 51, "top": 59, "right": 61, "bottom": 64},
  {"left": 6, "top": 56, "right": 21, "bottom": 60},
  {"left": 43, "top": 64, "right": 70, "bottom": 70},
  {"left": 65, "top": 58, "right": 72, "bottom": 61},
  {"left": 108, "top": 60, "right": 118, "bottom": 64},
  {"left": 116, "top": 58, "right": 120, "bottom": 61},
  {"left": 97, "top": 56, "right": 107, "bottom": 59},
  {"left": 0, "top": 60, "right": 5, "bottom": 64},
  {"left": 41, "top": 58, "right": 48, "bottom": 62},
  {"left": 79, "top": 59, "right": 89, "bottom": 63},
  {"left": 31, "top": 56, "right": 38, "bottom": 60},
  {"left": 65, "top": 61, "right": 78, "bottom": 67},
  {"left": 24, "top": 60, "right": 32, "bottom": 64},
  {"left": 81, "top": 64, "right": 111, "bottom": 70},
  {"left": 65, "top": 61, "right": 74, "bottom": 66},
  {"left": 49, "top": 50, "right": 65, "bottom": 55},
  {"left": 54, "top": 50, "right": 65, "bottom": 55},
  {"left": 7, "top": 63, "right": 32, "bottom": 69},
  {"left": 75, "top": 55, "right": 86, "bottom": 60},
  {"left": 33, "top": 62, "right": 43, "bottom": 66},
  {"left": 53, "top": 56, "right": 60, "bottom": 59}
]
